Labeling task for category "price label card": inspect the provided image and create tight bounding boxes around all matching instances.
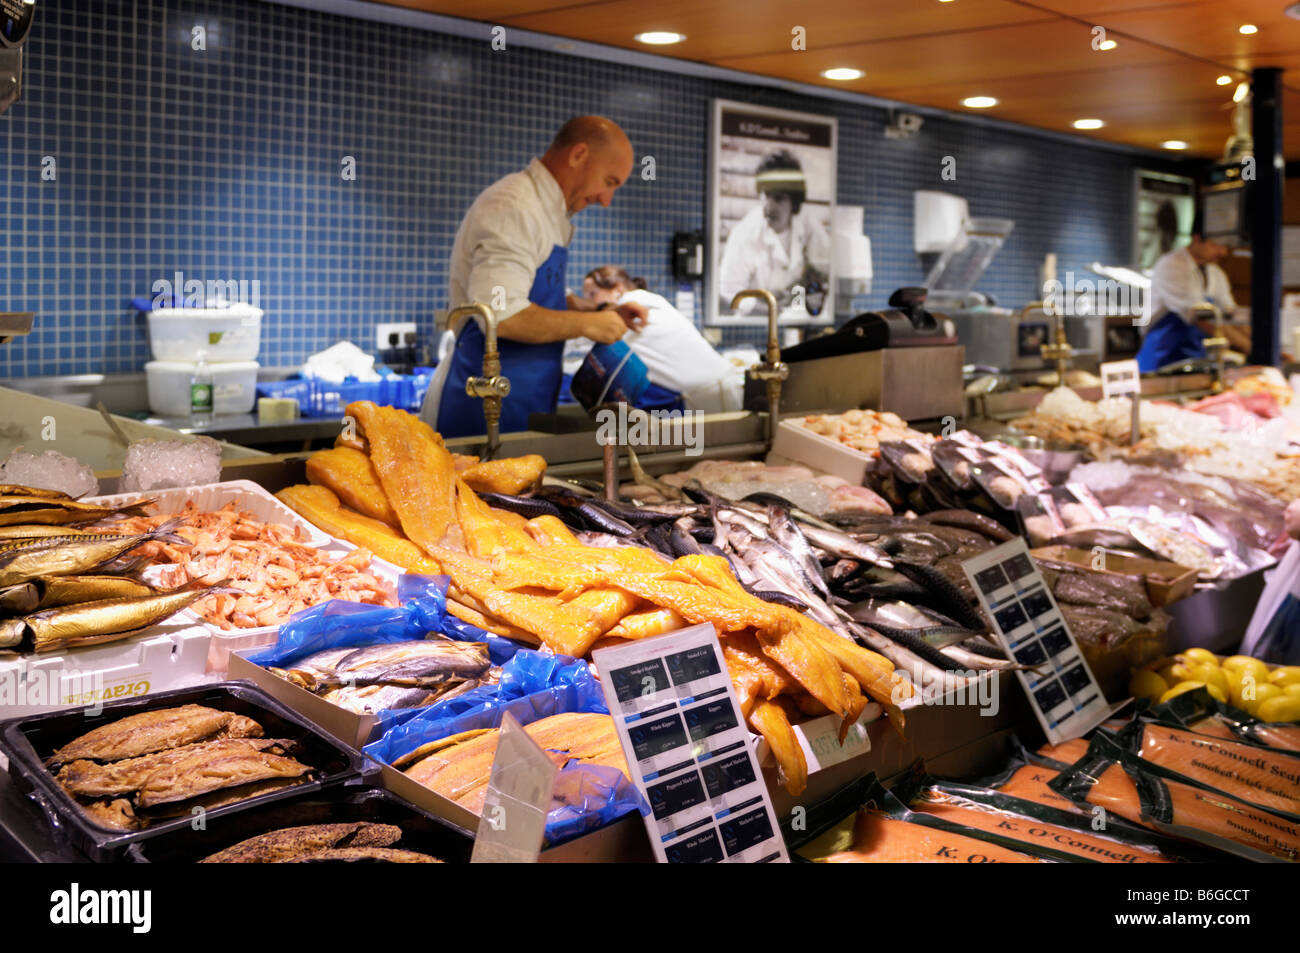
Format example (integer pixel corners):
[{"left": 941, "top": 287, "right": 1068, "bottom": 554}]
[
  {"left": 470, "top": 713, "right": 560, "bottom": 864},
  {"left": 1100, "top": 359, "right": 1141, "bottom": 399},
  {"left": 961, "top": 538, "right": 1109, "bottom": 745},
  {"left": 592, "top": 624, "right": 788, "bottom": 864}
]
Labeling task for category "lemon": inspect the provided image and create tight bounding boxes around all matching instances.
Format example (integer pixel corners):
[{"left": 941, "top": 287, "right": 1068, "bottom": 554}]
[
  {"left": 1268, "top": 667, "right": 1300, "bottom": 687},
  {"left": 1165, "top": 663, "right": 1194, "bottom": 684},
  {"left": 1241, "top": 682, "right": 1282, "bottom": 715},
  {"left": 1181, "top": 648, "right": 1220, "bottom": 666},
  {"left": 1256, "top": 695, "right": 1300, "bottom": 723},
  {"left": 1160, "top": 680, "right": 1225, "bottom": 704},
  {"left": 1223, "top": 656, "right": 1271, "bottom": 682},
  {"left": 1285, "top": 684, "right": 1300, "bottom": 699},
  {"left": 1129, "top": 670, "right": 1169, "bottom": 704},
  {"left": 1223, "top": 667, "right": 1245, "bottom": 701},
  {"left": 1189, "top": 663, "right": 1229, "bottom": 696}
]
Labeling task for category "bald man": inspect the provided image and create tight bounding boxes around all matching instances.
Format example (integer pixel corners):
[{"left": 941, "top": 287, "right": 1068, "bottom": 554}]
[{"left": 425, "top": 116, "right": 648, "bottom": 437}]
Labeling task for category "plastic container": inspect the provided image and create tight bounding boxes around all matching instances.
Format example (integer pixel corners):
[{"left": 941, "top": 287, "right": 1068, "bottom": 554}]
[
  {"left": 0, "top": 680, "right": 365, "bottom": 862},
  {"left": 146, "top": 359, "right": 259, "bottom": 416},
  {"left": 124, "top": 782, "right": 472, "bottom": 862},
  {"left": 0, "top": 623, "right": 212, "bottom": 718},
  {"left": 768, "top": 417, "right": 878, "bottom": 485},
  {"left": 147, "top": 305, "right": 263, "bottom": 363}
]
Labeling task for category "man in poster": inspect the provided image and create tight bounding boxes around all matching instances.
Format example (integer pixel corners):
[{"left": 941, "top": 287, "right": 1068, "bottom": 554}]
[{"left": 718, "top": 149, "right": 830, "bottom": 316}]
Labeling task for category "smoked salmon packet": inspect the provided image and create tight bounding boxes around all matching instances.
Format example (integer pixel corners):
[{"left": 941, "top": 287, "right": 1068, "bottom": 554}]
[
  {"left": 1146, "top": 687, "right": 1300, "bottom": 754},
  {"left": 788, "top": 773, "right": 1057, "bottom": 864},
  {"left": 1050, "top": 732, "right": 1299, "bottom": 863},
  {"left": 894, "top": 762, "right": 1205, "bottom": 863},
  {"left": 1111, "top": 719, "right": 1300, "bottom": 820}
]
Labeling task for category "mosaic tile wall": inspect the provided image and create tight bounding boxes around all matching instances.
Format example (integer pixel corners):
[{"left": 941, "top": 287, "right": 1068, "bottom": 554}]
[{"left": 0, "top": 0, "right": 1193, "bottom": 376}]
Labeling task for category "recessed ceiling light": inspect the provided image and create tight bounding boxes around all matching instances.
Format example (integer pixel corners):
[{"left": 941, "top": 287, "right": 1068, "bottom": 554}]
[
  {"left": 1099, "top": 39, "right": 1117, "bottom": 50},
  {"left": 635, "top": 31, "right": 685, "bottom": 45},
  {"left": 1239, "top": 23, "right": 1258, "bottom": 34},
  {"left": 1234, "top": 82, "right": 1250, "bottom": 103},
  {"left": 1216, "top": 75, "right": 1233, "bottom": 85},
  {"left": 962, "top": 96, "right": 997, "bottom": 108},
  {"left": 1162, "top": 140, "right": 1188, "bottom": 150},
  {"left": 822, "top": 67, "right": 863, "bottom": 81},
  {"left": 1073, "top": 118, "right": 1104, "bottom": 129}
]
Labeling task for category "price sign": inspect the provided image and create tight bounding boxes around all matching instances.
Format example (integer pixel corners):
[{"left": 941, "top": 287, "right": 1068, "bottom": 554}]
[
  {"left": 592, "top": 624, "right": 788, "bottom": 863},
  {"left": 469, "top": 713, "right": 559, "bottom": 864},
  {"left": 962, "top": 538, "right": 1109, "bottom": 745},
  {"left": 1100, "top": 359, "right": 1141, "bottom": 399}
]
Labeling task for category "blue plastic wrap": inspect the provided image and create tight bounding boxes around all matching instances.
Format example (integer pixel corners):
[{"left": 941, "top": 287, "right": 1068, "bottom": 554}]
[
  {"left": 399, "top": 574, "right": 522, "bottom": 664},
  {"left": 363, "top": 666, "right": 646, "bottom": 845}
]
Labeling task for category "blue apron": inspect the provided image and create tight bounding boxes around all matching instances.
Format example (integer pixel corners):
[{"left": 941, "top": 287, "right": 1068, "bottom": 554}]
[
  {"left": 1135, "top": 311, "right": 1206, "bottom": 373},
  {"left": 436, "top": 245, "right": 568, "bottom": 438}
]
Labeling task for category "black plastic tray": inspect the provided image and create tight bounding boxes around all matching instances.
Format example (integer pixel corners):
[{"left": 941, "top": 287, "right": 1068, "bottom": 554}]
[
  {"left": 0, "top": 680, "right": 365, "bottom": 862},
  {"left": 125, "top": 780, "right": 472, "bottom": 863}
]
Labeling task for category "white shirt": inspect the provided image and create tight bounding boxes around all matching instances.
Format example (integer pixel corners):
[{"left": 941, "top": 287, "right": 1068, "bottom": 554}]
[
  {"left": 422, "top": 158, "right": 572, "bottom": 425},
  {"left": 616, "top": 289, "right": 746, "bottom": 413},
  {"left": 718, "top": 204, "right": 831, "bottom": 313},
  {"left": 447, "top": 157, "right": 573, "bottom": 332},
  {"left": 1148, "top": 246, "right": 1237, "bottom": 324}
]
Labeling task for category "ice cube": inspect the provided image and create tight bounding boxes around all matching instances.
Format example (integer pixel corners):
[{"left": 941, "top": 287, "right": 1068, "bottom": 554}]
[
  {"left": 0, "top": 448, "right": 100, "bottom": 498},
  {"left": 120, "top": 437, "right": 223, "bottom": 492}
]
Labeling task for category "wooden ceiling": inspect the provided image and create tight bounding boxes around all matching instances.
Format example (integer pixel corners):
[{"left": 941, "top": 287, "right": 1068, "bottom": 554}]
[{"left": 370, "top": 0, "right": 1300, "bottom": 158}]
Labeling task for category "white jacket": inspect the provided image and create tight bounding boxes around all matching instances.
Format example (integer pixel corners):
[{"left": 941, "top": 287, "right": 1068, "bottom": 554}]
[
  {"left": 618, "top": 289, "right": 745, "bottom": 413},
  {"left": 717, "top": 204, "right": 830, "bottom": 312},
  {"left": 1149, "top": 246, "right": 1237, "bottom": 324}
]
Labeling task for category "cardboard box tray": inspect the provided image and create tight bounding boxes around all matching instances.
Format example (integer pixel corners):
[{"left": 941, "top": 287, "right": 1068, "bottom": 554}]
[{"left": 1032, "top": 545, "right": 1197, "bottom": 607}]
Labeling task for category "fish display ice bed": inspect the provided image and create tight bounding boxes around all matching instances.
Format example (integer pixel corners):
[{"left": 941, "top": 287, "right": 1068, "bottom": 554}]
[
  {"left": 962, "top": 538, "right": 1110, "bottom": 745},
  {"left": 0, "top": 680, "right": 364, "bottom": 862}
]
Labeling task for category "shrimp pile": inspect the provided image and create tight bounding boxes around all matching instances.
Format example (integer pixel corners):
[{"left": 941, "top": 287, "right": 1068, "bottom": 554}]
[{"left": 110, "top": 501, "right": 396, "bottom": 629}]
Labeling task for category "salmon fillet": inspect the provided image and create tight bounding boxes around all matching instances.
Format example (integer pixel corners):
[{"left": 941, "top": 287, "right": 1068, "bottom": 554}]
[
  {"left": 1036, "top": 737, "right": 1091, "bottom": 766},
  {"left": 822, "top": 812, "right": 1042, "bottom": 863},
  {"left": 1083, "top": 762, "right": 1300, "bottom": 862},
  {"left": 995, "top": 764, "right": 1087, "bottom": 815},
  {"left": 912, "top": 793, "right": 1174, "bottom": 864},
  {"left": 1132, "top": 723, "right": 1300, "bottom": 816}
]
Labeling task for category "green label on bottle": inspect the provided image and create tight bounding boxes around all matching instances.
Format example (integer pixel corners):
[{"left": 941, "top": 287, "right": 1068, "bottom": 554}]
[{"left": 191, "top": 383, "right": 213, "bottom": 411}]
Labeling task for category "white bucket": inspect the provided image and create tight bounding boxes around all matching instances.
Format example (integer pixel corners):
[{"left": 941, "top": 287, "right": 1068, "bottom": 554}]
[{"left": 145, "top": 360, "right": 260, "bottom": 416}]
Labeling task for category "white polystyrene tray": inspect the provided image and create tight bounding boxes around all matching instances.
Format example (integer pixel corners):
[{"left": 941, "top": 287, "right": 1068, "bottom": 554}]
[
  {"left": 86, "top": 480, "right": 400, "bottom": 673},
  {"left": 768, "top": 417, "right": 879, "bottom": 485},
  {"left": 86, "top": 479, "right": 333, "bottom": 549},
  {"left": 0, "top": 622, "right": 212, "bottom": 718}
]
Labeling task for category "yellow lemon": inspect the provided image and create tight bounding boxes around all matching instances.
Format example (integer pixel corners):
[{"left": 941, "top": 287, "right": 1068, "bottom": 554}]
[
  {"left": 1129, "top": 670, "right": 1169, "bottom": 704},
  {"left": 1285, "top": 684, "right": 1300, "bottom": 698},
  {"left": 1189, "top": 663, "right": 1229, "bottom": 696},
  {"left": 1223, "top": 667, "right": 1244, "bottom": 698},
  {"left": 1268, "top": 667, "right": 1300, "bottom": 687},
  {"left": 1240, "top": 682, "right": 1282, "bottom": 716},
  {"left": 1181, "top": 648, "right": 1220, "bottom": 667},
  {"left": 1165, "top": 663, "right": 1194, "bottom": 684},
  {"left": 1223, "top": 656, "right": 1271, "bottom": 682},
  {"left": 1256, "top": 695, "right": 1300, "bottom": 724},
  {"left": 1160, "top": 681, "right": 1225, "bottom": 704}
]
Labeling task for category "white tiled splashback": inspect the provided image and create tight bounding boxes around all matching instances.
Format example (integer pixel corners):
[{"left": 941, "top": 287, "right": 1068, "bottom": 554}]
[{"left": 0, "top": 0, "right": 1193, "bottom": 375}]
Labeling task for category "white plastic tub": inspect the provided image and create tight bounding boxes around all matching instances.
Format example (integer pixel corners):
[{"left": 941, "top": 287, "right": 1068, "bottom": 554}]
[
  {"left": 146, "top": 359, "right": 259, "bottom": 416},
  {"left": 147, "top": 305, "right": 263, "bottom": 362}
]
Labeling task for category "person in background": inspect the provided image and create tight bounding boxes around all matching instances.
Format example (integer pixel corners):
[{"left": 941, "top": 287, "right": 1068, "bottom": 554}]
[
  {"left": 582, "top": 265, "right": 746, "bottom": 413},
  {"left": 717, "top": 149, "right": 830, "bottom": 316},
  {"left": 423, "top": 116, "right": 649, "bottom": 437},
  {"left": 1136, "top": 212, "right": 1249, "bottom": 372}
]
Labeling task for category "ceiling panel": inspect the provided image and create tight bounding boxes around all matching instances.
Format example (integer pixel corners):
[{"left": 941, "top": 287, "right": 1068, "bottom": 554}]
[
  {"left": 374, "top": 0, "right": 1300, "bottom": 158},
  {"left": 500, "top": 0, "right": 1055, "bottom": 61}
]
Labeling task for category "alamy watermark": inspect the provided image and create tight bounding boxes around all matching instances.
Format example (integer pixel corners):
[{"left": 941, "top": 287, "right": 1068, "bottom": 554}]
[
  {"left": 152, "top": 270, "right": 261, "bottom": 309},
  {"left": 0, "top": 668, "right": 113, "bottom": 716},
  {"left": 891, "top": 662, "right": 1000, "bottom": 716},
  {"left": 1043, "top": 271, "right": 1151, "bottom": 327},
  {"left": 595, "top": 404, "right": 704, "bottom": 457}
]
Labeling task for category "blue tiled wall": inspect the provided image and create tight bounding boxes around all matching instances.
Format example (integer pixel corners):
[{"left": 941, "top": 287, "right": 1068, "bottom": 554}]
[{"left": 0, "top": 0, "right": 1193, "bottom": 377}]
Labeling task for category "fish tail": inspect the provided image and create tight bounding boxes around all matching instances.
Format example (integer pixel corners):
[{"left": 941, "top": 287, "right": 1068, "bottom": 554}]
[{"left": 150, "top": 517, "right": 192, "bottom": 546}]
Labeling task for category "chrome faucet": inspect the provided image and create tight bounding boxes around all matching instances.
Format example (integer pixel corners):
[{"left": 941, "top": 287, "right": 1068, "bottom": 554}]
[
  {"left": 1197, "top": 301, "right": 1229, "bottom": 394},
  {"left": 731, "top": 289, "right": 788, "bottom": 446},
  {"left": 449, "top": 303, "right": 511, "bottom": 460}
]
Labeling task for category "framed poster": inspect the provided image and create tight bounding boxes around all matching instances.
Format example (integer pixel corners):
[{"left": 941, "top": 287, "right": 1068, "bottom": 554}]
[
  {"left": 708, "top": 99, "right": 836, "bottom": 326},
  {"left": 1133, "top": 170, "right": 1196, "bottom": 271}
]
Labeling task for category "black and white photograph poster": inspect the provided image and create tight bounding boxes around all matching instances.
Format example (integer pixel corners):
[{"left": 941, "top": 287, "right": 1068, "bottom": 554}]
[{"left": 709, "top": 99, "right": 836, "bottom": 325}]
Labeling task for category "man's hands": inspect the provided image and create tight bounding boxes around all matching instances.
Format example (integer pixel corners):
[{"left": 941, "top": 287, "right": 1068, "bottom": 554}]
[
  {"left": 616, "top": 301, "right": 649, "bottom": 332},
  {"left": 580, "top": 301, "right": 648, "bottom": 344}
]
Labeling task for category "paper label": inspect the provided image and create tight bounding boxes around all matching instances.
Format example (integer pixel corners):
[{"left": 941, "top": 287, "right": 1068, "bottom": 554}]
[
  {"left": 593, "top": 624, "right": 788, "bottom": 864},
  {"left": 1100, "top": 359, "right": 1141, "bottom": 398},
  {"left": 470, "top": 713, "right": 560, "bottom": 864},
  {"left": 794, "top": 705, "right": 876, "bottom": 772},
  {"left": 961, "top": 538, "right": 1109, "bottom": 745}
]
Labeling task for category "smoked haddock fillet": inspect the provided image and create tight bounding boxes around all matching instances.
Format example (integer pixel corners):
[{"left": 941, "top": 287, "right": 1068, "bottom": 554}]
[{"left": 305, "top": 447, "right": 400, "bottom": 526}]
